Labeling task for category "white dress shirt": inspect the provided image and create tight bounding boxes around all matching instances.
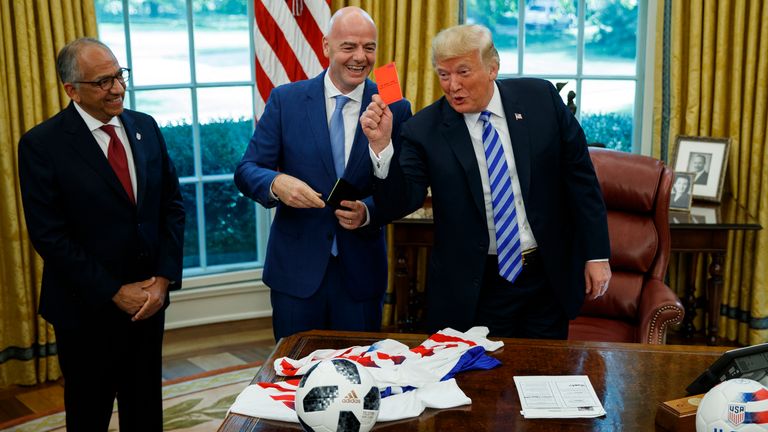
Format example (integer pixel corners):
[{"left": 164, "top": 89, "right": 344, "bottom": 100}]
[{"left": 371, "top": 83, "right": 537, "bottom": 254}]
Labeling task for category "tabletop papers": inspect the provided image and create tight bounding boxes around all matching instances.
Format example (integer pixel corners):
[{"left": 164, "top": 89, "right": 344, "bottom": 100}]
[{"left": 513, "top": 375, "right": 606, "bottom": 419}]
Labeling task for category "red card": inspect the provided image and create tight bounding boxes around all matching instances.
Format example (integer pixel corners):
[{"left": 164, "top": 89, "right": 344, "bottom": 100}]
[{"left": 373, "top": 62, "right": 403, "bottom": 105}]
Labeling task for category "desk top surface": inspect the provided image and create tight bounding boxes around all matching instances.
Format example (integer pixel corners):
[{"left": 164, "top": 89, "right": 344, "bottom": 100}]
[
  {"left": 395, "top": 196, "right": 761, "bottom": 231},
  {"left": 669, "top": 196, "right": 761, "bottom": 230},
  {"left": 219, "top": 330, "right": 727, "bottom": 432}
]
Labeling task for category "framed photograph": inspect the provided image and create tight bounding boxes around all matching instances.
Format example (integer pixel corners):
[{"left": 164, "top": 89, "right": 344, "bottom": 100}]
[
  {"left": 690, "top": 205, "right": 719, "bottom": 224},
  {"left": 669, "top": 172, "right": 694, "bottom": 212},
  {"left": 672, "top": 136, "right": 730, "bottom": 202}
]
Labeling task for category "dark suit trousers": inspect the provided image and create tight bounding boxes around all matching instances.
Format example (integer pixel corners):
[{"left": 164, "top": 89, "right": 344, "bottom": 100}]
[
  {"left": 270, "top": 256, "right": 383, "bottom": 341},
  {"left": 54, "top": 310, "right": 165, "bottom": 431},
  {"left": 475, "top": 254, "right": 568, "bottom": 339}
]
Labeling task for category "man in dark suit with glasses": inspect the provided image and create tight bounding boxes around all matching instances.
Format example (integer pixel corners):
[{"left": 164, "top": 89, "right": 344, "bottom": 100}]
[{"left": 18, "top": 37, "right": 184, "bottom": 431}]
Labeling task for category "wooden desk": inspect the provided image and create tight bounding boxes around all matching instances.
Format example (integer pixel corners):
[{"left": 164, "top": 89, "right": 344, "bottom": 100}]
[
  {"left": 219, "top": 330, "right": 725, "bottom": 431},
  {"left": 389, "top": 198, "right": 761, "bottom": 344}
]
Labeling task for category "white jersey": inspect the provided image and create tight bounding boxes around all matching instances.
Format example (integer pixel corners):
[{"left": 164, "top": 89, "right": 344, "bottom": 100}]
[{"left": 228, "top": 327, "right": 504, "bottom": 423}]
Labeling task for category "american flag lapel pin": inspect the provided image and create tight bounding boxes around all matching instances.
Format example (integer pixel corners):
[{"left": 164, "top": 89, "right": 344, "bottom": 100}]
[
  {"left": 515, "top": 113, "right": 523, "bottom": 120},
  {"left": 136, "top": 132, "right": 142, "bottom": 140}
]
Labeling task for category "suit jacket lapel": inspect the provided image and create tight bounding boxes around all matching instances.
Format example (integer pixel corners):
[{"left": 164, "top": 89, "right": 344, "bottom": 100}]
[
  {"left": 499, "top": 85, "right": 532, "bottom": 204},
  {"left": 441, "top": 101, "right": 486, "bottom": 219},
  {"left": 63, "top": 103, "right": 133, "bottom": 203},
  {"left": 120, "top": 111, "right": 145, "bottom": 207},
  {"left": 305, "top": 72, "right": 336, "bottom": 183}
]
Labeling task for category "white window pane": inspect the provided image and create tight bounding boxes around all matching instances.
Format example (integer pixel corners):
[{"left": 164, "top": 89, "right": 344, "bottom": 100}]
[
  {"left": 193, "top": 1, "right": 251, "bottom": 83},
  {"left": 584, "top": 0, "right": 638, "bottom": 76},
  {"left": 524, "top": 0, "right": 577, "bottom": 75},
  {"left": 95, "top": 1, "right": 128, "bottom": 67},
  {"left": 580, "top": 80, "right": 635, "bottom": 151},
  {"left": 465, "top": 1, "right": 520, "bottom": 74},
  {"left": 198, "top": 86, "right": 253, "bottom": 175},
  {"left": 129, "top": 0, "right": 191, "bottom": 86}
]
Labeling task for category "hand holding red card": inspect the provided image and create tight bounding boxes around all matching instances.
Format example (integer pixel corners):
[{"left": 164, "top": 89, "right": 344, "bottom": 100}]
[{"left": 373, "top": 62, "right": 403, "bottom": 105}]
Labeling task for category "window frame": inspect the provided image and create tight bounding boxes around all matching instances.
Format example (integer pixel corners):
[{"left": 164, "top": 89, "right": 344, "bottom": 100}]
[
  {"left": 464, "top": 0, "right": 649, "bottom": 153},
  {"left": 100, "top": 0, "right": 270, "bottom": 280}
]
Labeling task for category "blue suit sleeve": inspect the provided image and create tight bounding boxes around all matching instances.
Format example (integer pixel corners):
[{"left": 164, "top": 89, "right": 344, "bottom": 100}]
[{"left": 234, "top": 89, "right": 283, "bottom": 208}]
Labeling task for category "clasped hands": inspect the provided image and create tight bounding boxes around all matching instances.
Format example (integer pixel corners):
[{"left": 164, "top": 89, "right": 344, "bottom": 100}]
[
  {"left": 112, "top": 276, "right": 169, "bottom": 321},
  {"left": 271, "top": 173, "right": 365, "bottom": 229}
]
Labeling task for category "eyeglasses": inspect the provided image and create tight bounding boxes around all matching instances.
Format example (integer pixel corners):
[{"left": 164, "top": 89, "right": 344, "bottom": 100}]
[{"left": 74, "top": 68, "right": 130, "bottom": 91}]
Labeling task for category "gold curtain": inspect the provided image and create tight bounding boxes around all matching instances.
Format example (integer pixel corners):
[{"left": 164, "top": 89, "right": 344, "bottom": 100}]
[
  {"left": 653, "top": 1, "right": 768, "bottom": 344},
  {"left": 0, "top": 0, "right": 97, "bottom": 386},
  {"left": 332, "top": 0, "right": 459, "bottom": 111}
]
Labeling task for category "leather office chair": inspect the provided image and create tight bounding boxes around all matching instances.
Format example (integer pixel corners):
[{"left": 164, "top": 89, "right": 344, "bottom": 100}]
[{"left": 568, "top": 148, "right": 684, "bottom": 344}]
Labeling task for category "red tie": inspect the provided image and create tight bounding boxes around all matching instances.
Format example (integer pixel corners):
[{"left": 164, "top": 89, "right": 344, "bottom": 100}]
[{"left": 100, "top": 125, "right": 135, "bottom": 204}]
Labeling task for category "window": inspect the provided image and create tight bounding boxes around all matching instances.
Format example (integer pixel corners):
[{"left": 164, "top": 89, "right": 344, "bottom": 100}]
[
  {"left": 95, "top": 0, "right": 269, "bottom": 279},
  {"left": 466, "top": 0, "right": 643, "bottom": 152}
]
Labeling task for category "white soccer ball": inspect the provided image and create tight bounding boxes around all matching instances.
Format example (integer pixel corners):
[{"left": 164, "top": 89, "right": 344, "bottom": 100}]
[
  {"left": 696, "top": 378, "right": 768, "bottom": 431},
  {"left": 295, "top": 358, "right": 380, "bottom": 432}
]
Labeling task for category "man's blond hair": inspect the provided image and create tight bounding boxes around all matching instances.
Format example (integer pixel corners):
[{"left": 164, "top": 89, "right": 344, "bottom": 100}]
[{"left": 431, "top": 24, "right": 499, "bottom": 69}]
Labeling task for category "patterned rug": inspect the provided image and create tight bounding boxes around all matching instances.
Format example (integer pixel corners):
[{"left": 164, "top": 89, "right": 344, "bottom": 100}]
[{"left": 0, "top": 362, "right": 262, "bottom": 432}]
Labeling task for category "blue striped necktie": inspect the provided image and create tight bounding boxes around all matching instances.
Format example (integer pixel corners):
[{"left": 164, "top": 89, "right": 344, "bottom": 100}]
[{"left": 479, "top": 110, "right": 523, "bottom": 283}]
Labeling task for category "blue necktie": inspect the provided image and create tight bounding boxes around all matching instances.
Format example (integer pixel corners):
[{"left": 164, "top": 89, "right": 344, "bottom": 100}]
[
  {"left": 330, "top": 95, "right": 350, "bottom": 177},
  {"left": 479, "top": 110, "right": 523, "bottom": 283},
  {"left": 330, "top": 95, "right": 350, "bottom": 256}
]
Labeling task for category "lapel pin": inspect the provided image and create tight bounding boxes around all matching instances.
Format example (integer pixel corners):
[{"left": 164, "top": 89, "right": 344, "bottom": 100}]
[
  {"left": 515, "top": 113, "right": 523, "bottom": 120},
  {"left": 136, "top": 132, "right": 142, "bottom": 140}
]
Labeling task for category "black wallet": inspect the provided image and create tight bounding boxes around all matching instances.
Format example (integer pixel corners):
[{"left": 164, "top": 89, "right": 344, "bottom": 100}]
[{"left": 326, "top": 178, "right": 363, "bottom": 210}]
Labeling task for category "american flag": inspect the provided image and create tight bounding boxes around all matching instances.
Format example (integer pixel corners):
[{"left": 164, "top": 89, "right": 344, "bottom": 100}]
[{"left": 253, "top": 0, "right": 331, "bottom": 118}]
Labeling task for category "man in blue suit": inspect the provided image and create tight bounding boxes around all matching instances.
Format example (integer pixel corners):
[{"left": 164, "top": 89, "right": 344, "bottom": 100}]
[
  {"left": 362, "top": 24, "right": 611, "bottom": 339},
  {"left": 18, "top": 38, "right": 184, "bottom": 430},
  {"left": 234, "top": 7, "right": 411, "bottom": 341}
]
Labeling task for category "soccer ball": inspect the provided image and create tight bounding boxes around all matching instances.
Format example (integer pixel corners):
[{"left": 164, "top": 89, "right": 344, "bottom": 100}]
[
  {"left": 295, "top": 358, "right": 380, "bottom": 432},
  {"left": 696, "top": 378, "right": 768, "bottom": 431}
]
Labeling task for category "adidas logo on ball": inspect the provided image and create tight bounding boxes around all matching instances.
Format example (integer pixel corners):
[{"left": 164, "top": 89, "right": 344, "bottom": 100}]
[{"left": 342, "top": 390, "right": 361, "bottom": 404}]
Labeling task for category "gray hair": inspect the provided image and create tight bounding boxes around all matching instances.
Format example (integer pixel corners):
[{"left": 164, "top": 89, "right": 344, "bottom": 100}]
[
  {"left": 324, "top": 6, "right": 375, "bottom": 36},
  {"left": 56, "top": 37, "right": 115, "bottom": 84},
  {"left": 432, "top": 24, "right": 500, "bottom": 69}
]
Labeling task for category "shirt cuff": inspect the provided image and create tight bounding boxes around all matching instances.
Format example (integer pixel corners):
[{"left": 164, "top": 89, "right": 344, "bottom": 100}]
[
  {"left": 268, "top": 177, "right": 279, "bottom": 202},
  {"left": 588, "top": 258, "right": 609, "bottom": 262},
  {"left": 361, "top": 202, "right": 371, "bottom": 227},
  {"left": 370, "top": 141, "right": 394, "bottom": 179}
]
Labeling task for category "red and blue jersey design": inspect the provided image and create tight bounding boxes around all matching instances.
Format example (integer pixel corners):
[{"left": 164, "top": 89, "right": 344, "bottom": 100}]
[{"left": 228, "top": 327, "right": 504, "bottom": 423}]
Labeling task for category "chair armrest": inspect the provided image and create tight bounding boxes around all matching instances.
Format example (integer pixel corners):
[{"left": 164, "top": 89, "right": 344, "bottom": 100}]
[{"left": 637, "top": 279, "right": 685, "bottom": 344}]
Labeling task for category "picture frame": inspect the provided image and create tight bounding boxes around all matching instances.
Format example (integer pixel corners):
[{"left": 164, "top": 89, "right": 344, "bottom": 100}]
[
  {"left": 671, "top": 136, "right": 730, "bottom": 203},
  {"left": 669, "top": 172, "right": 694, "bottom": 212},
  {"left": 690, "top": 205, "right": 719, "bottom": 224}
]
